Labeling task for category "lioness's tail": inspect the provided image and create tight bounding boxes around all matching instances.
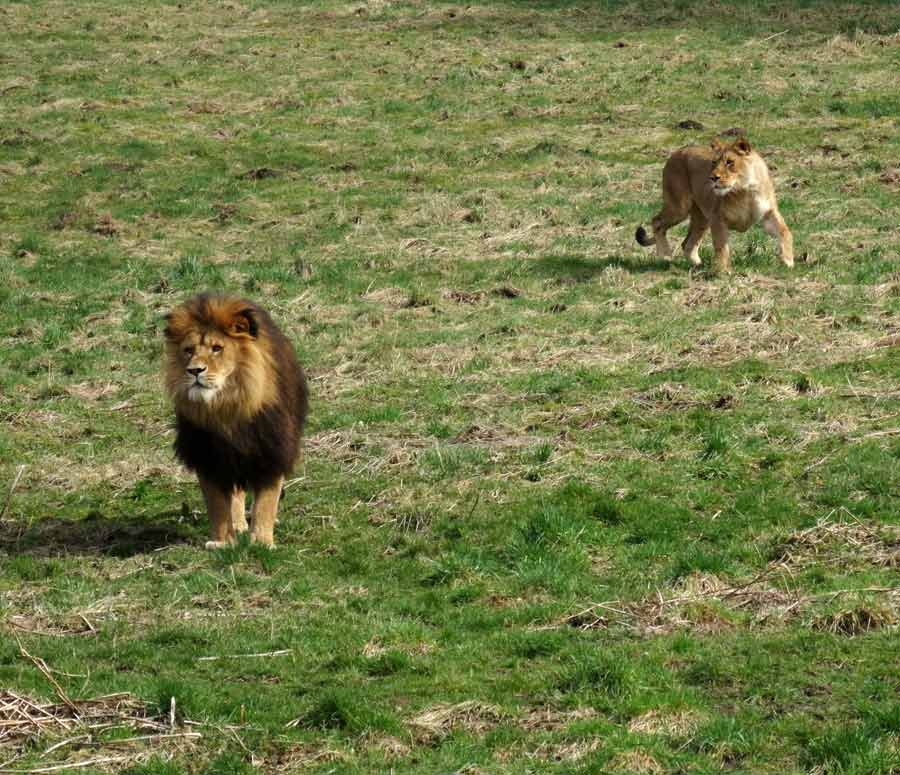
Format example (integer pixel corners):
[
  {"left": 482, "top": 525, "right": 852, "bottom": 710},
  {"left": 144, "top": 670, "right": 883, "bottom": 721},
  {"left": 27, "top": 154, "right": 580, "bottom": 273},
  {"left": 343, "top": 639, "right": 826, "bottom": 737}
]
[{"left": 635, "top": 226, "right": 655, "bottom": 247}]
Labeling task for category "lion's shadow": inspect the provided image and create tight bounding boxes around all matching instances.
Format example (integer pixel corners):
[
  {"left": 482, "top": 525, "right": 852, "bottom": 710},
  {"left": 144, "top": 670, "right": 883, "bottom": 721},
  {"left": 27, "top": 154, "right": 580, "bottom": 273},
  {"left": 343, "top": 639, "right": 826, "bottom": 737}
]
[
  {"left": 533, "top": 254, "right": 675, "bottom": 282},
  {"left": 0, "top": 511, "right": 198, "bottom": 558}
]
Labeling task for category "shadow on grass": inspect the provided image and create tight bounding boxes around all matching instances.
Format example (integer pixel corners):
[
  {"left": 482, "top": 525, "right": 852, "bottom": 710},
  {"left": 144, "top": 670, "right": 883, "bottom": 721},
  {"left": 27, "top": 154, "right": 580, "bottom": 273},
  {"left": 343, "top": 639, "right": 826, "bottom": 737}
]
[
  {"left": 0, "top": 512, "right": 196, "bottom": 558},
  {"left": 426, "top": 0, "right": 900, "bottom": 36},
  {"left": 533, "top": 253, "right": 673, "bottom": 281}
]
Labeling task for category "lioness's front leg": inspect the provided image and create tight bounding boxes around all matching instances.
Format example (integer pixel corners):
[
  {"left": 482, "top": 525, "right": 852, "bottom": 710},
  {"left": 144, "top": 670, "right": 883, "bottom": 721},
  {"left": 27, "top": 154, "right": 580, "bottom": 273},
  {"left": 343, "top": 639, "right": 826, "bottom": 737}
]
[
  {"left": 710, "top": 219, "right": 732, "bottom": 274},
  {"left": 762, "top": 210, "right": 794, "bottom": 268},
  {"left": 198, "top": 475, "right": 236, "bottom": 549},
  {"left": 250, "top": 475, "right": 284, "bottom": 548}
]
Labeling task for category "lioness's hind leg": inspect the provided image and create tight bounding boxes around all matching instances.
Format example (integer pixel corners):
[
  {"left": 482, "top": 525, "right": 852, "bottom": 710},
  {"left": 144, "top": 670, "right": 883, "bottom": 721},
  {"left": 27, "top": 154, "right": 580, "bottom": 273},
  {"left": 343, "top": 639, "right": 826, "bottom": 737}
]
[
  {"left": 250, "top": 476, "right": 284, "bottom": 548},
  {"left": 682, "top": 207, "right": 708, "bottom": 267},
  {"left": 652, "top": 204, "right": 690, "bottom": 259}
]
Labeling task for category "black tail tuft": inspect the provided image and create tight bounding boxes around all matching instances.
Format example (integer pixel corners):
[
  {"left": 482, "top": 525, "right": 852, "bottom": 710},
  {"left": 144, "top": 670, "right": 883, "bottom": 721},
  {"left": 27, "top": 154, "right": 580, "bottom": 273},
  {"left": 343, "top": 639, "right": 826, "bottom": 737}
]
[{"left": 635, "top": 225, "right": 654, "bottom": 247}]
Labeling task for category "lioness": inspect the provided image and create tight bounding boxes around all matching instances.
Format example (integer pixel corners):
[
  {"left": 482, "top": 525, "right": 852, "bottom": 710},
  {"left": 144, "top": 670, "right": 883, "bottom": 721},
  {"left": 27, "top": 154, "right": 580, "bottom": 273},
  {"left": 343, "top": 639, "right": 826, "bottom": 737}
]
[{"left": 636, "top": 137, "right": 793, "bottom": 273}]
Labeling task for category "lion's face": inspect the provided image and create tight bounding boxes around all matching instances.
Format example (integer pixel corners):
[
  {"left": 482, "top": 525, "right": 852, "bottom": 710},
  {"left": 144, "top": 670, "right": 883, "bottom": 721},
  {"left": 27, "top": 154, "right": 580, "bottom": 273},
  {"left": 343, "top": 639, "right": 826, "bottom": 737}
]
[
  {"left": 164, "top": 295, "right": 273, "bottom": 422},
  {"left": 172, "top": 329, "right": 240, "bottom": 403},
  {"left": 709, "top": 138, "right": 753, "bottom": 196}
]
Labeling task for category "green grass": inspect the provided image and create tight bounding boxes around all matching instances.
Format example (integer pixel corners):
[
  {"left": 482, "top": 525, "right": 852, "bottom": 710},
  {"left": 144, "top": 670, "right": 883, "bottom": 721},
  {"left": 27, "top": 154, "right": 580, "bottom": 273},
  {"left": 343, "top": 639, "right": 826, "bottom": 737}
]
[{"left": 2, "top": 0, "right": 900, "bottom": 773}]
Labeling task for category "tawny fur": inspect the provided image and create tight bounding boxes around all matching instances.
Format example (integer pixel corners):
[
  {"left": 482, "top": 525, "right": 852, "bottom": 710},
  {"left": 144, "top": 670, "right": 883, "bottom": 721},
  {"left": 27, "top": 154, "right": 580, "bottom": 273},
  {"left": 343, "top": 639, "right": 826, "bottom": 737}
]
[
  {"left": 636, "top": 137, "right": 794, "bottom": 273},
  {"left": 163, "top": 294, "right": 308, "bottom": 549}
]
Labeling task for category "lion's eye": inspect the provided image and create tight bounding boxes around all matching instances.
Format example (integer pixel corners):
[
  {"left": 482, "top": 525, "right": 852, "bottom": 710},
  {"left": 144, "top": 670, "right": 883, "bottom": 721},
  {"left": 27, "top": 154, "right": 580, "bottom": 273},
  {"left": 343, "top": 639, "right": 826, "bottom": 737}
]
[
  {"left": 726, "top": 160, "right": 734, "bottom": 169},
  {"left": 183, "top": 346, "right": 194, "bottom": 355},
  {"left": 212, "top": 344, "right": 223, "bottom": 353}
]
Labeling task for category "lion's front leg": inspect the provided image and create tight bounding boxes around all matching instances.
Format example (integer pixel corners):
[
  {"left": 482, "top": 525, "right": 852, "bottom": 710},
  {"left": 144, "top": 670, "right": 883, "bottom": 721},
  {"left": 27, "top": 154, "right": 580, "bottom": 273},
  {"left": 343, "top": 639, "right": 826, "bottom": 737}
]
[
  {"left": 249, "top": 476, "right": 284, "bottom": 548},
  {"left": 231, "top": 489, "right": 248, "bottom": 535},
  {"left": 198, "top": 475, "right": 236, "bottom": 549}
]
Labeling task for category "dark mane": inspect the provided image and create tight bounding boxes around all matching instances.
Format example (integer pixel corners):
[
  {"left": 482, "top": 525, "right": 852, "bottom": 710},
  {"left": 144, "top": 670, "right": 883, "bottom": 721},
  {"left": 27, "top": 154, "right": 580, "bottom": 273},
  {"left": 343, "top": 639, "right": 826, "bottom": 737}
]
[{"left": 170, "top": 295, "right": 309, "bottom": 493}]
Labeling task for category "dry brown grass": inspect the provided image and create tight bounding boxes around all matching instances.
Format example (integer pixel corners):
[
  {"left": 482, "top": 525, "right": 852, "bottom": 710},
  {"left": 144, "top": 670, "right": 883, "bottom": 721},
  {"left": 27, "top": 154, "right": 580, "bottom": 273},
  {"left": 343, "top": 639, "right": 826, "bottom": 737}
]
[
  {"left": 774, "top": 510, "right": 900, "bottom": 570},
  {"left": 607, "top": 750, "right": 664, "bottom": 774},
  {"left": 408, "top": 701, "right": 504, "bottom": 743},
  {"left": 628, "top": 709, "right": 703, "bottom": 738}
]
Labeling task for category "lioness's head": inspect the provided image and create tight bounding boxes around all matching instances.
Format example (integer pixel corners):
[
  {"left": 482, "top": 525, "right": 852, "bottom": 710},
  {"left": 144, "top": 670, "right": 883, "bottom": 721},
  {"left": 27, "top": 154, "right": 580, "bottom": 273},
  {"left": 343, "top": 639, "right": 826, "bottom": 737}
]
[
  {"left": 709, "top": 137, "right": 753, "bottom": 195},
  {"left": 164, "top": 294, "right": 275, "bottom": 419}
]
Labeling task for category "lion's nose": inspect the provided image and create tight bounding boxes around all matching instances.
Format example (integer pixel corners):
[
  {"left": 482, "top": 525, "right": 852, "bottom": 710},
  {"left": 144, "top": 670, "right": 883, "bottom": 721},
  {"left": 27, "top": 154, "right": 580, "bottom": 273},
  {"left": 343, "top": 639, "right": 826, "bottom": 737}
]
[{"left": 187, "top": 366, "right": 206, "bottom": 376}]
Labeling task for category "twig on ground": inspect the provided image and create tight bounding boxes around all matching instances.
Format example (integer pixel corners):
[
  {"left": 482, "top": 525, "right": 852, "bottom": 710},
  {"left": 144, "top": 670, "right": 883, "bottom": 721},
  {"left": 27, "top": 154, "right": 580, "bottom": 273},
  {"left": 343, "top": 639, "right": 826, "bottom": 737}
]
[
  {"left": 0, "top": 756, "right": 135, "bottom": 774},
  {"left": 16, "top": 642, "right": 79, "bottom": 716},
  {"left": 1, "top": 465, "right": 26, "bottom": 520},
  {"left": 196, "top": 649, "right": 292, "bottom": 661}
]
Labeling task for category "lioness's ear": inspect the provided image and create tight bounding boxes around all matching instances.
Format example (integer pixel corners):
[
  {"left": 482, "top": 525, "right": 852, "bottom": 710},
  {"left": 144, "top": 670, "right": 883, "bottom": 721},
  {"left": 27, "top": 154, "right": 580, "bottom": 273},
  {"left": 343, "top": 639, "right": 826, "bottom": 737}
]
[
  {"left": 733, "top": 137, "right": 752, "bottom": 155},
  {"left": 710, "top": 138, "right": 726, "bottom": 153},
  {"left": 229, "top": 307, "right": 259, "bottom": 339}
]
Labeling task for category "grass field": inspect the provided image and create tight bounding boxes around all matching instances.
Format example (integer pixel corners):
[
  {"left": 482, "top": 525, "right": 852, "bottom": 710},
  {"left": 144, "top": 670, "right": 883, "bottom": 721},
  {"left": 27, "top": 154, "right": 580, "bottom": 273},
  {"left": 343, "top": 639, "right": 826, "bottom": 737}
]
[{"left": 2, "top": 0, "right": 900, "bottom": 772}]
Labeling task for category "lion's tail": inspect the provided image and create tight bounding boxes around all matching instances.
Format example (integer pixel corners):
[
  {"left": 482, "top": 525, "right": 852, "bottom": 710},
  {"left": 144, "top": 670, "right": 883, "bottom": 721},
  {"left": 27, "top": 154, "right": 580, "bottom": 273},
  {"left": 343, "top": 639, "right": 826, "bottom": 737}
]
[{"left": 635, "top": 225, "right": 655, "bottom": 247}]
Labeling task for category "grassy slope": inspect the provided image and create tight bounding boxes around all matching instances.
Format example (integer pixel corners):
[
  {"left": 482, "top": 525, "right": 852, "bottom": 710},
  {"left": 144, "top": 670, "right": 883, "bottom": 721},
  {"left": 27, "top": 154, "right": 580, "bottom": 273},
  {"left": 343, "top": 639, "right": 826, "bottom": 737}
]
[{"left": 2, "top": 1, "right": 900, "bottom": 773}]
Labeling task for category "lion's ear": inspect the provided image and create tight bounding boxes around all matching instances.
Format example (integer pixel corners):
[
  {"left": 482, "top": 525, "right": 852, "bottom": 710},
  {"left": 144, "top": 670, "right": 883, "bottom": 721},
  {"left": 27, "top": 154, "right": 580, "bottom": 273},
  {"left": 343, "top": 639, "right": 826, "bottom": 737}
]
[
  {"left": 710, "top": 138, "right": 726, "bottom": 153},
  {"left": 733, "top": 137, "right": 752, "bottom": 155},
  {"left": 163, "top": 310, "right": 185, "bottom": 341},
  {"left": 229, "top": 307, "right": 259, "bottom": 339}
]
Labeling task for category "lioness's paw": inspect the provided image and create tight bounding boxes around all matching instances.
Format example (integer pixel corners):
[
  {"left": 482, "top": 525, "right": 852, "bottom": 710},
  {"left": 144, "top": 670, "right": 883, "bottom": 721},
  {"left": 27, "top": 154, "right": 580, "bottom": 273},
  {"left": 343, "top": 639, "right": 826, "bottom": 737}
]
[{"left": 204, "top": 540, "right": 231, "bottom": 550}]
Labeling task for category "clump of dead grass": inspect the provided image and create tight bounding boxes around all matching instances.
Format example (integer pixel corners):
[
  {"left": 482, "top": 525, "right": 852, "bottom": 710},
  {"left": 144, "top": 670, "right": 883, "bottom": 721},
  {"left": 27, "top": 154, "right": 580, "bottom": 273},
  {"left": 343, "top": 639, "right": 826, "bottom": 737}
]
[
  {"left": 408, "top": 701, "right": 504, "bottom": 743},
  {"left": 811, "top": 605, "right": 897, "bottom": 636},
  {"left": 529, "top": 737, "right": 601, "bottom": 762},
  {"left": 270, "top": 742, "right": 351, "bottom": 771},
  {"left": 628, "top": 709, "right": 703, "bottom": 738},
  {"left": 607, "top": 750, "right": 664, "bottom": 774},
  {"left": 774, "top": 511, "right": 900, "bottom": 570},
  {"left": 521, "top": 706, "right": 597, "bottom": 731},
  {"left": 0, "top": 690, "right": 163, "bottom": 745}
]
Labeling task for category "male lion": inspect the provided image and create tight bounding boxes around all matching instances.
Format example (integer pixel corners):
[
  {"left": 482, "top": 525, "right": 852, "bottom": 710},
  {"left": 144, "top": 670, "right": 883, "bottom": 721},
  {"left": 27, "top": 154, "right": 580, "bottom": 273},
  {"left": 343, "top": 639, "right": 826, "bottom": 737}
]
[
  {"left": 635, "top": 137, "right": 794, "bottom": 273},
  {"left": 164, "top": 294, "right": 309, "bottom": 548}
]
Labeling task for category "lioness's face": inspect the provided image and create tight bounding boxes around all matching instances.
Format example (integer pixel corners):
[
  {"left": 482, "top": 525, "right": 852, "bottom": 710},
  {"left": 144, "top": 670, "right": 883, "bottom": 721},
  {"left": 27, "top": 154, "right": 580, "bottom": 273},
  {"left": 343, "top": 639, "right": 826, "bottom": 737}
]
[
  {"left": 174, "top": 329, "right": 239, "bottom": 403},
  {"left": 709, "top": 138, "right": 752, "bottom": 195}
]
